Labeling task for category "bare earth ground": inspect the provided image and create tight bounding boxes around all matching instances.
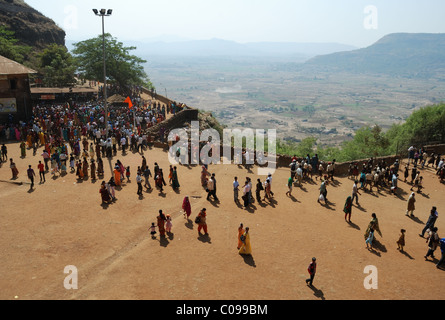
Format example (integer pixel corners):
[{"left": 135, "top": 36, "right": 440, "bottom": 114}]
[{"left": 0, "top": 140, "right": 444, "bottom": 301}]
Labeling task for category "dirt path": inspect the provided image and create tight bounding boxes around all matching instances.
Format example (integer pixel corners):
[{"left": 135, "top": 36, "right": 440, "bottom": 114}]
[{"left": 0, "top": 141, "right": 443, "bottom": 300}]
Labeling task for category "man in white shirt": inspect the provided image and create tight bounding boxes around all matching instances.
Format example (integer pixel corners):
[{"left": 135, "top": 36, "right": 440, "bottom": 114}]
[
  {"left": 296, "top": 166, "right": 303, "bottom": 186},
  {"left": 120, "top": 136, "right": 127, "bottom": 153},
  {"left": 352, "top": 180, "right": 360, "bottom": 205},
  {"left": 136, "top": 172, "right": 143, "bottom": 196},
  {"left": 233, "top": 177, "right": 240, "bottom": 203}
]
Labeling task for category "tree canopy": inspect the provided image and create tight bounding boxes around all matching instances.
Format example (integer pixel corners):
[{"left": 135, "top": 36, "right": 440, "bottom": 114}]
[
  {"left": 38, "top": 44, "right": 77, "bottom": 87},
  {"left": 72, "top": 34, "right": 154, "bottom": 93},
  {"left": 0, "top": 26, "right": 31, "bottom": 64}
]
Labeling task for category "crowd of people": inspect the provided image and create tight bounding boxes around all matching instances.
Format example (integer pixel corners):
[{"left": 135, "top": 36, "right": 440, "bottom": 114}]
[{"left": 1, "top": 99, "right": 445, "bottom": 290}]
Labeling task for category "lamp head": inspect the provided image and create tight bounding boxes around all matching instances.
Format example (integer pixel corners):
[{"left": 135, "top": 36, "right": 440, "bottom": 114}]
[
  {"left": 92, "top": 9, "right": 99, "bottom": 15},
  {"left": 107, "top": 9, "right": 113, "bottom": 15},
  {"left": 100, "top": 8, "right": 106, "bottom": 15}
]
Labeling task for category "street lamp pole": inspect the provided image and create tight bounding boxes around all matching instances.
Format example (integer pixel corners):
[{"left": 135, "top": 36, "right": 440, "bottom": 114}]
[{"left": 93, "top": 8, "right": 112, "bottom": 135}]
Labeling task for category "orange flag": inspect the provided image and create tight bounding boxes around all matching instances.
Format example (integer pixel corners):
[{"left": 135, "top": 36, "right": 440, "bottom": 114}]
[{"left": 124, "top": 97, "right": 133, "bottom": 110}]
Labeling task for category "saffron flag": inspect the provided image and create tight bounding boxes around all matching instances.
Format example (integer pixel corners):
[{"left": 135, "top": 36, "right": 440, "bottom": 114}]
[{"left": 124, "top": 97, "right": 133, "bottom": 110}]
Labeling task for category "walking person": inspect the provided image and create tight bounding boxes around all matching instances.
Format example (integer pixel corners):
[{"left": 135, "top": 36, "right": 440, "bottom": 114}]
[
  {"left": 206, "top": 174, "right": 218, "bottom": 202},
  {"left": 241, "top": 180, "right": 250, "bottom": 208},
  {"left": 41, "top": 149, "right": 50, "bottom": 172},
  {"left": 165, "top": 215, "right": 173, "bottom": 234},
  {"left": 366, "top": 228, "right": 375, "bottom": 250},
  {"left": 27, "top": 165, "right": 36, "bottom": 189},
  {"left": 1, "top": 144, "right": 7, "bottom": 162},
  {"left": 136, "top": 172, "right": 143, "bottom": 196},
  {"left": 256, "top": 178, "right": 264, "bottom": 203},
  {"left": 108, "top": 177, "right": 116, "bottom": 200},
  {"left": 143, "top": 165, "right": 152, "bottom": 189},
  {"left": 425, "top": 227, "right": 440, "bottom": 261},
  {"left": 397, "top": 229, "right": 406, "bottom": 252},
  {"left": 171, "top": 166, "right": 180, "bottom": 190},
  {"left": 237, "top": 223, "right": 245, "bottom": 250},
  {"left": 420, "top": 207, "right": 439, "bottom": 238},
  {"left": 352, "top": 180, "right": 360, "bottom": 205},
  {"left": 286, "top": 175, "right": 294, "bottom": 197},
  {"left": 157, "top": 210, "right": 167, "bottom": 238},
  {"left": 99, "top": 181, "right": 112, "bottom": 205},
  {"left": 436, "top": 238, "right": 445, "bottom": 269},
  {"left": 10, "top": 158, "right": 19, "bottom": 179},
  {"left": 38, "top": 160, "right": 45, "bottom": 183},
  {"left": 317, "top": 180, "right": 327, "bottom": 203},
  {"left": 344, "top": 196, "right": 353, "bottom": 222},
  {"left": 182, "top": 196, "right": 192, "bottom": 220},
  {"left": 306, "top": 257, "right": 317, "bottom": 287},
  {"left": 239, "top": 227, "right": 252, "bottom": 255},
  {"left": 233, "top": 177, "right": 240, "bottom": 204},
  {"left": 90, "top": 159, "right": 96, "bottom": 181},
  {"left": 406, "top": 192, "right": 416, "bottom": 217},
  {"left": 364, "top": 213, "right": 382, "bottom": 241},
  {"left": 196, "top": 208, "right": 208, "bottom": 236}
]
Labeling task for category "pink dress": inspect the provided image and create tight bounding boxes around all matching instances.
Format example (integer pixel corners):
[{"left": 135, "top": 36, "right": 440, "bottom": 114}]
[{"left": 165, "top": 218, "right": 172, "bottom": 233}]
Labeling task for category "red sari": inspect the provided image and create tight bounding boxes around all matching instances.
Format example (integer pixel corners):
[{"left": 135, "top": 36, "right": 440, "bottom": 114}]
[{"left": 182, "top": 197, "right": 192, "bottom": 218}]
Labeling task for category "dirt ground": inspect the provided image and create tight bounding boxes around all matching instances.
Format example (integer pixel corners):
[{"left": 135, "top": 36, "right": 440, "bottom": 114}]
[{"left": 0, "top": 140, "right": 444, "bottom": 301}]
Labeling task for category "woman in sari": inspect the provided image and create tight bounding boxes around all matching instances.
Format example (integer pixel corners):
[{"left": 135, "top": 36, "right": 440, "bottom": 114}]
[
  {"left": 10, "top": 158, "right": 19, "bottom": 179},
  {"left": 264, "top": 179, "right": 271, "bottom": 200},
  {"left": 82, "top": 157, "right": 88, "bottom": 178},
  {"left": 157, "top": 210, "right": 167, "bottom": 237},
  {"left": 343, "top": 196, "right": 353, "bottom": 222},
  {"left": 100, "top": 182, "right": 112, "bottom": 204},
  {"left": 239, "top": 227, "right": 252, "bottom": 255},
  {"left": 20, "top": 141, "right": 26, "bottom": 158},
  {"left": 97, "top": 157, "right": 104, "bottom": 178},
  {"left": 117, "top": 160, "right": 125, "bottom": 182},
  {"left": 156, "top": 172, "right": 164, "bottom": 192},
  {"left": 182, "top": 196, "right": 192, "bottom": 220},
  {"left": 168, "top": 165, "right": 173, "bottom": 184},
  {"left": 26, "top": 133, "right": 32, "bottom": 148},
  {"left": 89, "top": 143, "right": 95, "bottom": 159},
  {"left": 364, "top": 213, "right": 382, "bottom": 240},
  {"left": 114, "top": 166, "right": 121, "bottom": 187},
  {"left": 406, "top": 192, "right": 416, "bottom": 217},
  {"left": 90, "top": 159, "right": 96, "bottom": 181},
  {"left": 237, "top": 223, "right": 245, "bottom": 250},
  {"left": 76, "top": 161, "right": 83, "bottom": 179},
  {"left": 201, "top": 166, "right": 210, "bottom": 188},
  {"left": 15, "top": 127, "right": 21, "bottom": 141},
  {"left": 172, "top": 166, "right": 180, "bottom": 190}
]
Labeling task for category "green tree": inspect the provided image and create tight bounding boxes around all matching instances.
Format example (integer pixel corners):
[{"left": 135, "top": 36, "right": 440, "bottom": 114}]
[
  {"left": 0, "top": 26, "right": 31, "bottom": 64},
  {"left": 386, "top": 103, "right": 445, "bottom": 153},
  {"left": 38, "top": 44, "right": 76, "bottom": 87},
  {"left": 336, "top": 125, "right": 389, "bottom": 161},
  {"left": 72, "top": 34, "right": 154, "bottom": 93}
]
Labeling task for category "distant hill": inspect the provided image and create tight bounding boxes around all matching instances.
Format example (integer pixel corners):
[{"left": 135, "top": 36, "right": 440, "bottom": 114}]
[
  {"left": 66, "top": 38, "right": 357, "bottom": 60},
  {"left": 304, "top": 33, "right": 445, "bottom": 79},
  {"left": 0, "top": 0, "right": 65, "bottom": 49}
]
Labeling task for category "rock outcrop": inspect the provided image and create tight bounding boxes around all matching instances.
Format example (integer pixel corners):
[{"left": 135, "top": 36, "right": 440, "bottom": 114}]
[{"left": 0, "top": 0, "right": 65, "bottom": 49}]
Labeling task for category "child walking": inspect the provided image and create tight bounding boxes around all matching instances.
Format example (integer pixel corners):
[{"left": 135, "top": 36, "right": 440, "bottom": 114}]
[
  {"left": 366, "top": 228, "right": 375, "bottom": 250},
  {"left": 126, "top": 166, "right": 131, "bottom": 181},
  {"left": 149, "top": 223, "right": 157, "bottom": 238},
  {"left": 165, "top": 214, "right": 173, "bottom": 233},
  {"left": 397, "top": 229, "right": 406, "bottom": 252}
]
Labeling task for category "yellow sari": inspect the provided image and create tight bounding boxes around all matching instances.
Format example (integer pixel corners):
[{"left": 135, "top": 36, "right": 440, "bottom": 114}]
[
  {"left": 239, "top": 232, "right": 252, "bottom": 255},
  {"left": 237, "top": 227, "right": 245, "bottom": 250}
]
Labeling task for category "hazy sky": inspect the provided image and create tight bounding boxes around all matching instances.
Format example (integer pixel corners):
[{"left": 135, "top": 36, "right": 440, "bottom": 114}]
[{"left": 26, "top": 0, "right": 445, "bottom": 48}]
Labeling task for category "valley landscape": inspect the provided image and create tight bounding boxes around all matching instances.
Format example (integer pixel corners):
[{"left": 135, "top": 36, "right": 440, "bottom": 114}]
[
  {"left": 144, "top": 34, "right": 445, "bottom": 146},
  {"left": 1, "top": 0, "right": 445, "bottom": 306}
]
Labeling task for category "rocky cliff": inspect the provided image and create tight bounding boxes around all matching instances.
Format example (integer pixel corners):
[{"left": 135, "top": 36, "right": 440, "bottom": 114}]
[{"left": 0, "top": 0, "right": 65, "bottom": 49}]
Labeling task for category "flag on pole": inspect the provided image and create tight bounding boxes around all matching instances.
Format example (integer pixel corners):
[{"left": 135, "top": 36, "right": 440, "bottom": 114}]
[{"left": 124, "top": 97, "right": 133, "bottom": 110}]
